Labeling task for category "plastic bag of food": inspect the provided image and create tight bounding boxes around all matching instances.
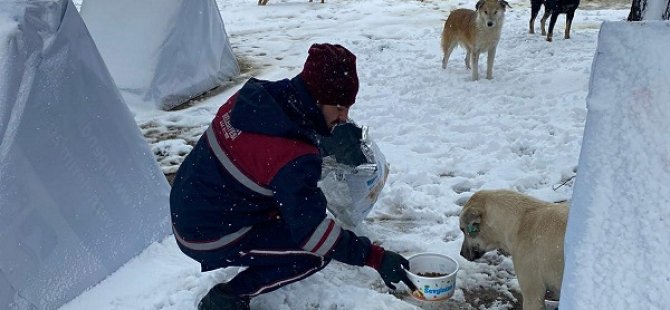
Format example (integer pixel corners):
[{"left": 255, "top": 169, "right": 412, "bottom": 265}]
[{"left": 319, "top": 122, "right": 389, "bottom": 228}]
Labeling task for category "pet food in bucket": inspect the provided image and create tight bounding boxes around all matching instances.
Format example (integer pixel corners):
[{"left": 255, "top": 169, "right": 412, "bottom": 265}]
[{"left": 404, "top": 252, "right": 459, "bottom": 301}]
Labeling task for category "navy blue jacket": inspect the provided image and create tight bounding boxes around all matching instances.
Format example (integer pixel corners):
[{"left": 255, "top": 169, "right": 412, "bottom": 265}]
[{"left": 170, "top": 76, "right": 374, "bottom": 269}]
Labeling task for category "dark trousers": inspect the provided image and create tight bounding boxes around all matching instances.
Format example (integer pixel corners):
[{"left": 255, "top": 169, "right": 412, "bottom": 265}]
[{"left": 178, "top": 219, "right": 331, "bottom": 297}]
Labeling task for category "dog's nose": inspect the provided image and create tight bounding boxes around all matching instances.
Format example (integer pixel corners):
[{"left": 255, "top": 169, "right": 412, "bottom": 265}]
[{"left": 487, "top": 21, "right": 494, "bottom": 27}]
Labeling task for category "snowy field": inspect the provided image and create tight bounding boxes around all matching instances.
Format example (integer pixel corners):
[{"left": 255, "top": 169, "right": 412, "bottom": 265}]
[{"left": 63, "top": 0, "right": 630, "bottom": 309}]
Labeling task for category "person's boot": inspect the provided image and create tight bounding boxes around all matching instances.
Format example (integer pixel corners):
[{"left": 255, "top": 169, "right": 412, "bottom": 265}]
[{"left": 198, "top": 283, "right": 250, "bottom": 310}]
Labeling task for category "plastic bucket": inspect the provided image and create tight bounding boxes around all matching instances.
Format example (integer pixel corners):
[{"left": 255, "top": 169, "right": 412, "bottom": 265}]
[{"left": 404, "top": 253, "right": 459, "bottom": 301}]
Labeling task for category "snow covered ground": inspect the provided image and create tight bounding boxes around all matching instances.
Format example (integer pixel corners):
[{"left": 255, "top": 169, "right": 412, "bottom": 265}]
[{"left": 63, "top": 0, "right": 630, "bottom": 309}]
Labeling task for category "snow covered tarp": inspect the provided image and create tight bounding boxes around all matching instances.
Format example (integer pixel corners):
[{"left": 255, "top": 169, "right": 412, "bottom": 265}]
[
  {"left": 561, "top": 21, "right": 670, "bottom": 309},
  {"left": 0, "top": 1, "right": 171, "bottom": 309},
  {"left": 80, "top": 0, "right": 240, "bottom": 111}
]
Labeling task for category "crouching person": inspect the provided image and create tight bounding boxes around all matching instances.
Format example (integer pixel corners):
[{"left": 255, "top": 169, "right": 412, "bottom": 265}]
[{"left": 170, "top": 43, "right": 415, "bottom": 310}]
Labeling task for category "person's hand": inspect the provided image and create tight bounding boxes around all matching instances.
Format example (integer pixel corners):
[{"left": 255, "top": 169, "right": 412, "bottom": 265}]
[
  {"left": 365, "top": 245, "right": 416, "bottom": 291},
  {"left": 377, "top": 250, "right": 416, "bottom": 291}
]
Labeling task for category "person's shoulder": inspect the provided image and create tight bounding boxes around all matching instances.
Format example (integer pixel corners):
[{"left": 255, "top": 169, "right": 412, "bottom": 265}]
[
  {"left": 238, "top": 77, "right": 276, "bottom": 98},
  {"left": 246, "top": 77, "right": 291, "bottom": 87}
]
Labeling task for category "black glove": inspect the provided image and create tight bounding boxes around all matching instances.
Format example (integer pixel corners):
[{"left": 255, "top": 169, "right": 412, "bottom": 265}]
[
  {"left": 365, "top": 245, "right": 416, "bottom": 291},
  {"left": 318, "top": 122, "right": 368, "bottom": 166}
]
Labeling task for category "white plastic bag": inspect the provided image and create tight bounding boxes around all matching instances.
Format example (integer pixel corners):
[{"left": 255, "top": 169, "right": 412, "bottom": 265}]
[{"left": 319, "top": 123, "right": 389, "bottom": 227}]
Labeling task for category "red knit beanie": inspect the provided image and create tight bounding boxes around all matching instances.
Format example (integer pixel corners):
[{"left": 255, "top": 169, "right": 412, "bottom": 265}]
[{"left": 299, "top": 43, "right": 359, "bottom": 107}]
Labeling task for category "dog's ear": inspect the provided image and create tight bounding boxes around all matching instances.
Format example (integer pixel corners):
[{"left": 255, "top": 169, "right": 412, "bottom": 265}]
[
  {"left": 461, "top": 207, "right": 482, "bottom": 237},
  {"left": 499, "top": 0, "right": 512, "bottom": 9},
  {"left": 475, "top": 0, "right": 485, "bottom": 10},
  {"left": 467, "top": 223, "right": 480, "bottom": 237}
]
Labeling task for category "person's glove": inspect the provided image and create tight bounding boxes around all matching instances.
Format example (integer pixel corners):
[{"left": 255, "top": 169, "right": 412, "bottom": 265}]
[{"left": 365, "top": 245, "right": 417, "bottom": 291}]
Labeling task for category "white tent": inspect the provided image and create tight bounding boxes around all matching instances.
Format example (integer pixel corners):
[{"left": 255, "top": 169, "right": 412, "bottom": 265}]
[
  {"left": 80, "top": 0, "right": 240, "bottom": 111},
  {"left": 0, "top": 1, "right": 170, "bottom": 309},
  {"left": 561, "top": 21, "right": 670, "bottom": 309}
]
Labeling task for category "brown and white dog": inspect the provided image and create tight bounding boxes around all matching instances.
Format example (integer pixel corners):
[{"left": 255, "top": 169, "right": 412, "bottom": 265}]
[
  {"left": 459, "top": 189, "right": 568, "bottom": 310},
  {"left": 440, "top": 0, "right": 511, "bottom": 81},
  {"left": 258, "top": 0, "right": 324, "bottom": 5}
]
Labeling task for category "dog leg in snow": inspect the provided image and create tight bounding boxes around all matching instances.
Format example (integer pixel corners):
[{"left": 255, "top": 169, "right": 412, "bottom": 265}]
[
  {"left": 486, "top": 48, "right": 496, "bottom": 79},
  {"left": 546, "top": 13, "right": 559, "bottom": 42},
  {"left": 540, "top": 10, "right": 551, "bottom": 35},
  {"left": 565, "top": 11, "right": 575, "bottom": 39},
  {"left": 442, "top": 42, "right": 456, "bottom": 69},
  {"left": 471, "top": 51, "right": 479, "bottom": 80},
  {"left": 529, "top": 1, "right": 542, "bottom": 33},
  {"left": 529, "top": 18, "right": 536, "bottom": 34},
  {"left": 517, "top": 270, "right": 549, "bottom": 310},
  {"left": 464, "top": 48, "right": 471, "bottom": 70}
]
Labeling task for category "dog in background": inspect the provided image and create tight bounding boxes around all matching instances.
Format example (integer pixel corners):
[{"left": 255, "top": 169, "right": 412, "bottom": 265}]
[
  {"left": 441, "top": 0, "right": 511, "bottom": 81},
  {"left": 529, "top": 0, "right": 580, "bottom": 41},
  {"left": 258, "top": 0, "right": 324, "bottom": 5},
  {"left": 459, "top": 189, "right": 568, "bottom": 310}
]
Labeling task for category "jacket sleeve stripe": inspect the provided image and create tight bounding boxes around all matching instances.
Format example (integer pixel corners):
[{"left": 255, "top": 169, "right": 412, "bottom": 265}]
[
  {"left": 173, "top": 224, "right": 252, "bottom": 251},
  {"left": 244, "top": 250, "right": 324, "bottom": 296},
  {"left": 205, "top": 125, "right": 273, "bottom": 196},
  {"left": 301, "top": 218, "right": 342, "bottom": 256}
]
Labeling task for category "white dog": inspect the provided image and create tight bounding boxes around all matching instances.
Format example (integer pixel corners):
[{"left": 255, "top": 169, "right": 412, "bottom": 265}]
[
  {"left": 459, "top": 189, "right": 568, "bottom": 310},
  {"left": 441, "top": 0, "right": 510, "bottom": 80}
]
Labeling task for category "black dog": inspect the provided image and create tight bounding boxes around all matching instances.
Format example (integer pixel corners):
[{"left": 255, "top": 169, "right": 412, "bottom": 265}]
[{"left": 529, "top": 0, "right": 580, "bottom": 42}]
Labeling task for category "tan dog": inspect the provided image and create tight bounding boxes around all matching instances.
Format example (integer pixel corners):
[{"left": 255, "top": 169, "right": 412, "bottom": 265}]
[
  {"left": 258, "top": 0, "right": 323, "bottom": 5},
  {"left": 459, "top": 189, "right": 567, "bottom": 310},
  {"left": 441, "top": 0, "right": 510, "bottom": 80}
]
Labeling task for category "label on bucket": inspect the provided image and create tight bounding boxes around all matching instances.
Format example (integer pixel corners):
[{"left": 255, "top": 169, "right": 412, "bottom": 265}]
[
  {"left": 422, "top": 283, "right": 454, "bottom": 296},
  {"left": 412, "top": 282, "right": 455, "bottom": 301}
]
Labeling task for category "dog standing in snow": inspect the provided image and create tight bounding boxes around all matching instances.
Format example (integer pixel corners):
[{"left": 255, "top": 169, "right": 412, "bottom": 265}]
[
  {"left": 529, "top": 0, "right": 580, "bottom": 42},
  {"left": 459, "top": 190, "right": 568, "bottom": 310},
  {"left": 440, "top": 0, "right": 510, "bottom": 81}
]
